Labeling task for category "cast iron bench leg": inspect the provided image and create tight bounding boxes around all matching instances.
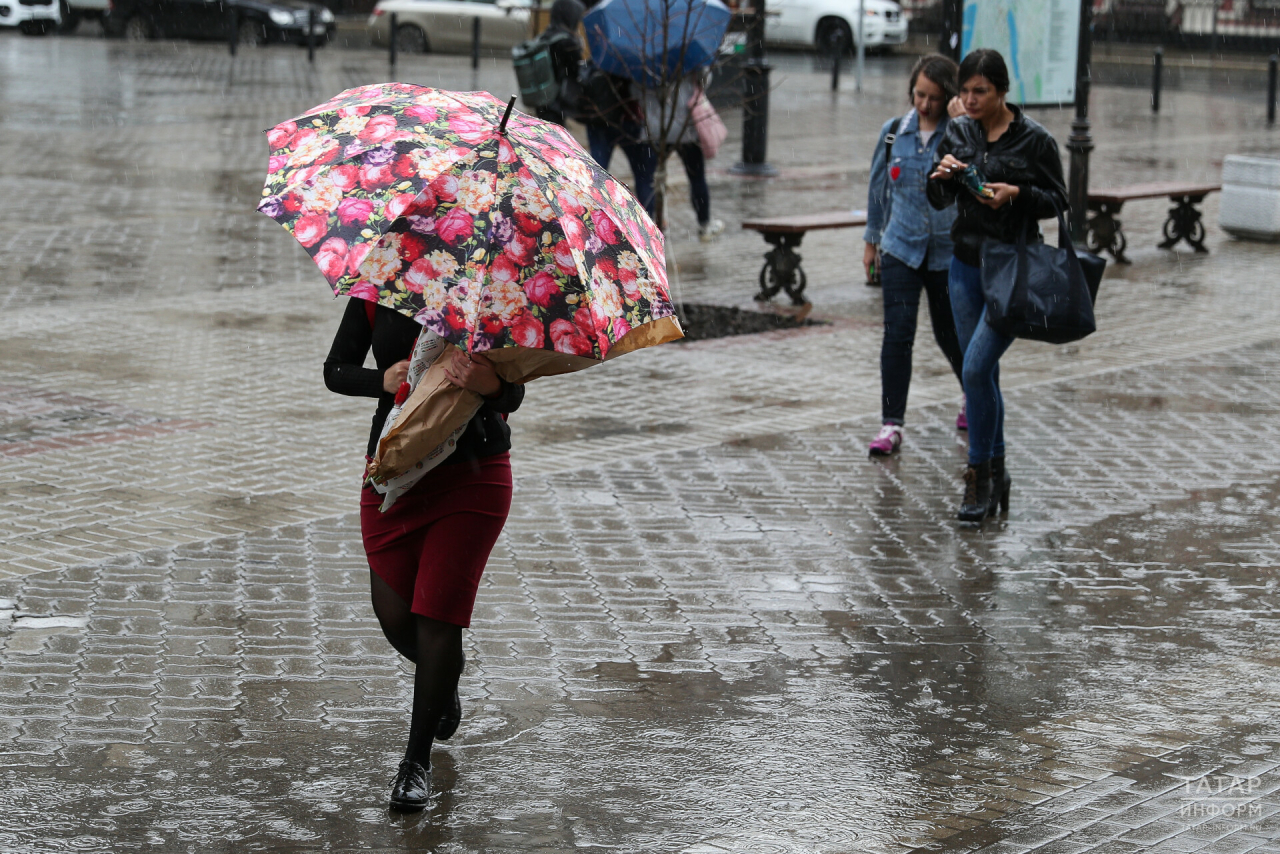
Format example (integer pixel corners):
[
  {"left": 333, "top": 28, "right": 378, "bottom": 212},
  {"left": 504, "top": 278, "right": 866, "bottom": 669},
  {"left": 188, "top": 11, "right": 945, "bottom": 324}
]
[
  {"left": 1158, "top": 193, "right": 1209, "bottom": 253},
  {"left": 755, "top": 232, "right": 809, "bottom": 305},
  {"left": 1085, "top": 200, "right": 1130, "bottom": 264}
]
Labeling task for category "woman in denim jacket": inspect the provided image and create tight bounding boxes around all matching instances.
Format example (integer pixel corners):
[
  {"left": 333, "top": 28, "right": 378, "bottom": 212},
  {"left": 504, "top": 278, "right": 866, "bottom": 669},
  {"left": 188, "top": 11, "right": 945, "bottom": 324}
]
[{"left": 863, "top": 54, "right": 967, "bottom": 457}]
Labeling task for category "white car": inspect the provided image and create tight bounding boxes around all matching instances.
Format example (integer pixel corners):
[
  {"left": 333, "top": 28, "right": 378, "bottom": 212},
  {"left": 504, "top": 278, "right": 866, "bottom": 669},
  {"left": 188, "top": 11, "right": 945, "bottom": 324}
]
[
  {"left": 368, "top": 0, "right": 533, "bottom": 55},
  {"left": 765, "top": 0, "right": 906, "bottom": 53},
  {"left": 0, "top": 0, "right": 61, "bottom": 34}
]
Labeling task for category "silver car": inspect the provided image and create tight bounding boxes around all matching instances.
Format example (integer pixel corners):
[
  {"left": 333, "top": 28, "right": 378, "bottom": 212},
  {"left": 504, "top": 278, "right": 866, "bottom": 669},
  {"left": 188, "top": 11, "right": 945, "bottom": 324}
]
[{"left": 367, "top": 0, "right": 534, "bottom": 55}]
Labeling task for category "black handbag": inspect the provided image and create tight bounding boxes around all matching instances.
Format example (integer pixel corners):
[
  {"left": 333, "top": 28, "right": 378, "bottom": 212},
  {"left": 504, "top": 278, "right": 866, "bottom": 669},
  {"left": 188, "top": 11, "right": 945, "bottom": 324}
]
[{"left": 980, "top": 207, "right": 1105, "bottom": 344}]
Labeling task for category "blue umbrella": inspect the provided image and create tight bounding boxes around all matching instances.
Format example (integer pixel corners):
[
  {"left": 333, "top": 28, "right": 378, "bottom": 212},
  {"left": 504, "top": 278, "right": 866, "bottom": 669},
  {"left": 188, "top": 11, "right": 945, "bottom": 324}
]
[{"left": 583, "top": 0, "right": 731, "bottom": 86}]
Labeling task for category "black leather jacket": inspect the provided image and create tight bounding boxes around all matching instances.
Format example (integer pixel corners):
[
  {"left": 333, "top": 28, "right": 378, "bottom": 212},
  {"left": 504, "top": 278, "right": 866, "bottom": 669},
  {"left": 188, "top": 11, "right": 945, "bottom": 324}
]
[{"left": 926, "top": 105, "right": 1069, "bottom": 267}]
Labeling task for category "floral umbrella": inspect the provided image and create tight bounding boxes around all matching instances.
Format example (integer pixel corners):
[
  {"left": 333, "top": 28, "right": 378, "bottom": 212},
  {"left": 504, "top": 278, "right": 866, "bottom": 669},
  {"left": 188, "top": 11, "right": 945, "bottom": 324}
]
[{"left": 257, "top": 83, "right": 682, "bottom": 384}]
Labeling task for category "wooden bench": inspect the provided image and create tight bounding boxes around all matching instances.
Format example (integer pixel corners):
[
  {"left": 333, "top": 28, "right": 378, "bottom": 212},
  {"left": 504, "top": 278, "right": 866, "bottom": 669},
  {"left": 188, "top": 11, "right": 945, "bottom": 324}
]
[
  {"left": 1086, "top": 182, "right": 1221, "bottom": 264},
  {"left": 741, "top": 209, "right": 868, "bottom": 305}
]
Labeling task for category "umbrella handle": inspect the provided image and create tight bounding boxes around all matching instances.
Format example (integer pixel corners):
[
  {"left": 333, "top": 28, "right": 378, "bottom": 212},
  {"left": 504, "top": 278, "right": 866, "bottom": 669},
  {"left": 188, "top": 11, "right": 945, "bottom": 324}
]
[{"left": 498, "top": 95, "right": 517, "bottom": 135}]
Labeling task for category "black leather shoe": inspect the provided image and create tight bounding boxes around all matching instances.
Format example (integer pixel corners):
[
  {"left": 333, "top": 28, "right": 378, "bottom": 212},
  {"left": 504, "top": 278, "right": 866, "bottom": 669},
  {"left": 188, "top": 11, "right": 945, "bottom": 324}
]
[
  {"left": 389, "top": 759, "right": 431, "bottom": 812},
  {"left": 436, "top": 688, "right": 462, "bottom": 741}
]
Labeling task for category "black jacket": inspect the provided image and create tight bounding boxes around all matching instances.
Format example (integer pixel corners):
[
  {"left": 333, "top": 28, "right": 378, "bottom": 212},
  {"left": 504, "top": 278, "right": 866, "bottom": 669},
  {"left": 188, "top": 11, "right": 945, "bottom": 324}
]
[
  {"left": 927, "top": 105, "right": 1068, "bottom": 267},
  {"left": 323, "top": 299, "right": 524, "bottom": 461}
]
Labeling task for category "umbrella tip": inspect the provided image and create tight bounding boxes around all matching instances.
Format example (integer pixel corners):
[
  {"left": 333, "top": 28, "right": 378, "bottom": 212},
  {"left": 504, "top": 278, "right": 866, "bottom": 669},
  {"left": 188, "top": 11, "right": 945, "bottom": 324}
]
[{"left": 498, "top": 95, "right": 517, "bottom": 135}]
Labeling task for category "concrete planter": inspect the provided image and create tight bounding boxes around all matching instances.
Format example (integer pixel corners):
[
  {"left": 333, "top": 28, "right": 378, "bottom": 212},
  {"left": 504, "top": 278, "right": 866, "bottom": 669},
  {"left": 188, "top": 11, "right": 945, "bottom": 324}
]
[{"left": 1220, "top": 154, "right": 1280, "bottom": 242}]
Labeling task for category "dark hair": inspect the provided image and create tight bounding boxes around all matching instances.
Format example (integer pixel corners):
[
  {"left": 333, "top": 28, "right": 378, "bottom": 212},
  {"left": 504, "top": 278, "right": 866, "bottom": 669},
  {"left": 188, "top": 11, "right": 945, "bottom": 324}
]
[
  {"left": 908, "top": 53, "right": 959, "bottom": 103},
  {"left": 958, "top": 48, "right": 1010, "bottom": 94},
  {"left": 550, "top": 0, "right": 585, "bottom": 31}
]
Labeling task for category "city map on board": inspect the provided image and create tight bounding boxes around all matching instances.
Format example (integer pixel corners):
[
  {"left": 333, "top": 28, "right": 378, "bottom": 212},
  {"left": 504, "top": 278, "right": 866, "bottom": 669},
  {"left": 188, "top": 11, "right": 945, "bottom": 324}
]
[{"left": 962, "top": 0, "right": 1080, "bottom": 105}]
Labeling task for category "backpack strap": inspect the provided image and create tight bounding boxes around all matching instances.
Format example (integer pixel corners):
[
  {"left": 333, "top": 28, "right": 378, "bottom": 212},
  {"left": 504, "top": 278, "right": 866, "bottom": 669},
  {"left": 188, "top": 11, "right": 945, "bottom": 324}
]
[{"left": 884, "top": 116, "right": 903, "bottom": 164}]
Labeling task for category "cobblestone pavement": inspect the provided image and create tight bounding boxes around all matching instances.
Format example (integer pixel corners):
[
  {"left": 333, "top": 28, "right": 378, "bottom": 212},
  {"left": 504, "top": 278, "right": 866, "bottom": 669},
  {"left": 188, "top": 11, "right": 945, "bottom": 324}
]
[{"left": 2, "top": 35, "right": 1280, "bottom": 854}]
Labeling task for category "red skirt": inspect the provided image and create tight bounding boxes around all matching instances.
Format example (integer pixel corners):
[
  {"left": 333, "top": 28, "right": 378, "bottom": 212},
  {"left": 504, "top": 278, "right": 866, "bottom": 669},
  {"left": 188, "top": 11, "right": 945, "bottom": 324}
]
[{"left": 360, "top": 453, "right": 512, "bottom": 627}]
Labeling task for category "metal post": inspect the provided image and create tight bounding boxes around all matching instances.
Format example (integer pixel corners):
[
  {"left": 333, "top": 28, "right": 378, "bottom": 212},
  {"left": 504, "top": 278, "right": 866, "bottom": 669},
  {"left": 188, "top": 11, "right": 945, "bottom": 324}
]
[
  {"left": 1067, "top": 0, "right": 1093, "bottom": 244},
  {"left": 307, "top": 8, "right": 315, "bottom": 63},
  {"left": 941, "top": 0, "right": 962, "bottom": 61},
  {"left": 731, "top": 0, "right": 776, "bottom": 176},
  {"left": 228, "top": 5, "right": 237, "bottom": 56},
  {"left": 389, "top": 11, "right": 397, "bottom": 67},
  {"left": 831, "top": 42, "right": 840, "bottom": 91},
  {"left": 1151, "top": 47, "right": 1162, "bottom": 113},
  {"left": 855, "top": 0, "right": 864, "bottom": 92},
  {"left": 1269, "top": 55, "right": 1278, "bottom": 126},
  {"left": 472, "top": 16, "right": 481, "bottom": 70}
]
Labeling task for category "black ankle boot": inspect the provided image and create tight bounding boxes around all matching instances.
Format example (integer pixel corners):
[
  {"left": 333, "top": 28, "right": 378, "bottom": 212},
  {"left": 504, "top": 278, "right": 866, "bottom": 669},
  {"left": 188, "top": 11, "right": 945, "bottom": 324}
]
[
  {"left": 958, "top": 461, "right": 993, "bottom": 523},
  {"left": 988, "top": 456, "right": 1011, "bottom": 516}
]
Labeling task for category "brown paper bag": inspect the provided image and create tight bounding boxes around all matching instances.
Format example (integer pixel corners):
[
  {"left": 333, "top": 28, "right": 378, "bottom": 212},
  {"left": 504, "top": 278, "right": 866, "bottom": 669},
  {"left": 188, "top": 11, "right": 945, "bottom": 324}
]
[{"left": 368, "top": 345, "right": 482, "bottom": 482}]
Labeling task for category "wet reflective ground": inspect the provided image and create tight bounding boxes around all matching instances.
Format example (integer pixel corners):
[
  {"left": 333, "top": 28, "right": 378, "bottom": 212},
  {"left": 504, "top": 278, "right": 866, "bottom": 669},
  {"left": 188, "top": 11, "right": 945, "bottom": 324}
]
[{"left": 2, "top": 36, "right": 1280, "bottom": 854}]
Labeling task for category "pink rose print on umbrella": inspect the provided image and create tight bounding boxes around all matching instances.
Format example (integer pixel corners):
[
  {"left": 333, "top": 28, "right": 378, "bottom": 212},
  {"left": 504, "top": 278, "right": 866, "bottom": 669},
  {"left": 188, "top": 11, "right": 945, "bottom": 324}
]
[
  {"left": 347, "top": 279, "right": 378, "bottom": 301},
  {"left": 431, "top": 174, "right": 459, "bottom": 202},
  {"left": 404, "top": 105, "right": 438, "bottom": 123},
  {"left": 490, "top": 255, "right": 520, "bottom": 287},
  {"left": 436, "top": 207, "right": 474, "bottom": 246},
  {"left": 550, "top": 318, "right": 592, "bottom": 357},
  {"left": 386, "top": 193, "right": 419, "bottom": 221},
  {"left": 553, "top": 241, "right": 577, "bottom": 277},
  {"left": 315, "top": 237, "right": 349, "bottom": 283},
  {"left": 590, "top": 209, "right": 620, "bottom": 245},
  {"left": 505, "top": 232, "right": 537, "bottom": 267},
  {"left": 359, "top": 163, "right": 395, "bottom": 191},
  {"left": 448, "top": 117, "right": 490, "bottom": 144},
  {"left": 525, "top": 269, "right": 560, "bottom": 309},
  {"left": 359, "top": 114, "right": 400, "bottom": 144},
  {"left": 329, "top": 164, "right": 359, "bottom": 192},
  {"left": 347, "top": 242, "right": 371, "bottom": 276},
  {"left": 294, "top": 212, "right": 329, "bottom": 248},
  {"left": 403, "top": 257, "right": 434, "bottom": 293},
  {"left": 267, "top": 121, "right": 297, "bottom": 151},
  {"left": 337, "top": 198, "right": 376, "bottom": 227},
  {"left": 510, "top": 312, "right": 544, "bottom": 348}
]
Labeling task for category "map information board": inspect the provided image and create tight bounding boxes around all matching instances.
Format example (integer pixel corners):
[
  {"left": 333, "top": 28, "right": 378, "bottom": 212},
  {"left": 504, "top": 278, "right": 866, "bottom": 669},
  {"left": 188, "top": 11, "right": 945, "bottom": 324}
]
[{"left": 962, "top": 0, "right": 1080, "bottom": 106}]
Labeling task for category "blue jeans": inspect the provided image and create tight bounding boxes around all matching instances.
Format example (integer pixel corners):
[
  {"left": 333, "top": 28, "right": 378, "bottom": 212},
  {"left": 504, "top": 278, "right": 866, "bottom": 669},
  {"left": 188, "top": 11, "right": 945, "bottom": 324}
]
[
  {"left": 949, "top": 257, "right": 1014, "bottom": 466},
  {"left": 880, "top": 253, "right": 964, "bottom": 425},
  {"left": 586, "top": 124, "right": 656, "bottom": 217},
  {"left": 674, "top": 142, "right": 710, "bottom": 226}
]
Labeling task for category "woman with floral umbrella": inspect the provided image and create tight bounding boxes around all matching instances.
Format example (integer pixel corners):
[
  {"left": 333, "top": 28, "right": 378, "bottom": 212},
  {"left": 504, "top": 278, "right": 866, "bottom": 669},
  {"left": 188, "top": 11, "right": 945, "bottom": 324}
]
[{"left": 260, "top": 85, "right": 680, "bottom": 811}]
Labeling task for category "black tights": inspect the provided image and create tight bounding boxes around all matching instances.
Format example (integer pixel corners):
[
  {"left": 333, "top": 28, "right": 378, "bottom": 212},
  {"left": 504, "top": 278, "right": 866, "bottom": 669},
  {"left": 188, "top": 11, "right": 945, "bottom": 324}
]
[{"left": 370, "top": 571, "right": 464, "bottom": 766}]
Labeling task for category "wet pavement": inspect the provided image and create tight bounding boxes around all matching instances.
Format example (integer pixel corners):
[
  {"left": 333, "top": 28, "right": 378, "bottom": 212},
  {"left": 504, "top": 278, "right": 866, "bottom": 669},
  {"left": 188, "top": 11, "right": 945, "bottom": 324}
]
[{"left": 2, "top": 34, "right": 1280, "bottom": 854}]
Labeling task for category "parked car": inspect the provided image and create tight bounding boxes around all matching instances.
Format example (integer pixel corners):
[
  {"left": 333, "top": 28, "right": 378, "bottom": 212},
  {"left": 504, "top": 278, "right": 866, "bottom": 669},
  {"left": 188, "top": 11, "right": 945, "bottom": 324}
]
[
  {"left": 57, "top": 0, "right": 106, "bottom": 33},
  {"left": 765, "top": 0, "right": 906, "bottom": 53},
  {"left": 103, "top": 0, "right": 335, "bottom": 45},
  {"left": 0, "top": 0, "right": 61, "bottom": 34},
  {"left": 367, "top": 0, "right": 533, "bottom": 55}
]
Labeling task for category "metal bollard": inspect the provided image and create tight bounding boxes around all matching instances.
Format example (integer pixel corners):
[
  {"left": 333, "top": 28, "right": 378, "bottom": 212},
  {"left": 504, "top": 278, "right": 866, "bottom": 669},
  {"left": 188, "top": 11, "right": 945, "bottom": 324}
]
[
  {"left": 389, "top": 12, "right": 397, "bottom": 67},
  {"left": 830, "top": 43, "right": 840, "bottom": 91},
  {"left": 1151, "top": 47, "right": 1162, "bottom": 113},
  {"left": 307, "top": 8, "right": 315, "bottom": 64},
  {"left": 471, "top": 16, "right": 480, "bottom": 70},
  {"left": 1270, "top": 55, "right": 1278, "bottom": 126},
  {"left": 228, "top": 6, "right": 237, "bottom": 56}
]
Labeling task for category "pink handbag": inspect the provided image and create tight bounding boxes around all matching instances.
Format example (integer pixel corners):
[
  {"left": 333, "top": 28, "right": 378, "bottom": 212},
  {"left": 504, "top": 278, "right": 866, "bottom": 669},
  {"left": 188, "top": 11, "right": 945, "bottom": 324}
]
[{"left": 689, "top": 87, "right": 728, "bottom": 159}]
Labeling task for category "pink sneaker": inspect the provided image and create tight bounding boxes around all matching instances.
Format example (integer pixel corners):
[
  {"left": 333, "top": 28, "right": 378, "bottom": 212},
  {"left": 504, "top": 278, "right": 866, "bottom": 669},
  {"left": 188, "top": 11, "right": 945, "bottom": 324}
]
[
  {"left": 868, "top": 424, "right": 903, "bottom": 456},
  {"left": 956, "top": 399, "right": 968, "bottom": 431}
]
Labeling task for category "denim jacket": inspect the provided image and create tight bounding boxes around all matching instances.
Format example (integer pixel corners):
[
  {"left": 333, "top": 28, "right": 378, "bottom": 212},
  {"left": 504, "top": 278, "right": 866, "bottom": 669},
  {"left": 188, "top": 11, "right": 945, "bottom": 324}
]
[{"left": 864, "top": 109, "right": 957, "bottom": 271}]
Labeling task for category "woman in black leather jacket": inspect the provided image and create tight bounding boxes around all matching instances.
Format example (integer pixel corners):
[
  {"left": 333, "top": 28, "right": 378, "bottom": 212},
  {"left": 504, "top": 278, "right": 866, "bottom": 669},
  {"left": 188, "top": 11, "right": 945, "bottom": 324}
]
[{"left": 926, "top": 49, "right": 1067, "bottom": 523}]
